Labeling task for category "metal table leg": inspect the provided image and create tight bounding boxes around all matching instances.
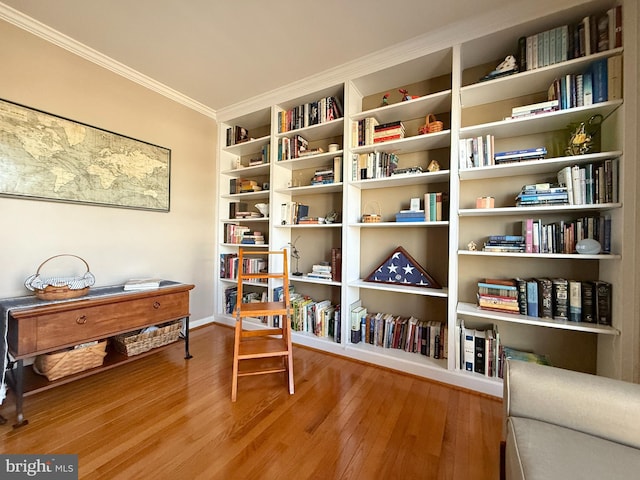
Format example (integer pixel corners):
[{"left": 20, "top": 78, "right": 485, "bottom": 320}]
[{"left": 184, "top": 316, "right": 193, "bottom": 360}]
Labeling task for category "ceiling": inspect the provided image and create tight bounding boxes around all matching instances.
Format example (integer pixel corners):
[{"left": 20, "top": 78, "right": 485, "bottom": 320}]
[{"left": 1, "top": 0, "right": 541, "bottom": 115}]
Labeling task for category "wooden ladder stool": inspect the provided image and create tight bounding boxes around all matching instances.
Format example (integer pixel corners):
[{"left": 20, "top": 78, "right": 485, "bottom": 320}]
[{"left": 231, "top": 248, "right": 294, "bottom": 401}]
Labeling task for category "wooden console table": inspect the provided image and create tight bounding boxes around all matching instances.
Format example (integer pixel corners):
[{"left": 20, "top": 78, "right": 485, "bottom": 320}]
[{"left": 0, "top": 281, "right": 194, "bottom": 428}]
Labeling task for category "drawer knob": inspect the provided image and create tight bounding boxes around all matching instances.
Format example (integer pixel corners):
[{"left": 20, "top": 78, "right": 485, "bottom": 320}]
[
  {"left": 76, "top": 315, "right": 88, "bottom": 325},
  {"left": 153, "top": 301, "right": 161, "bottom": 309}
]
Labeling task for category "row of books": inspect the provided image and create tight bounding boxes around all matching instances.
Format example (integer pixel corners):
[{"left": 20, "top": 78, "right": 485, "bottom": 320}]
[
  {"left": 350, "top": 305, "right": 448, "bottom": 359},
  {"left": 516, "top": 5, "right": 622, "bottom": 73},
  {"left": 351, "top": 151, "right": 399, "bottom": 180},
  {"left": 219, "top": 253, "right": 267, "bottom": 281},
  {"left": 280, "top": 202, "right": 309, "bottom": 225},
  {"left": 477, "top": 277, "right": 612, "bottom": 325},
  {"left": 277, "top": 135, "right": 308, "bottom": 161},
  {"left": 289, "top": 294, "right": 339, "bottom": 339},
  {"left": 351, "top": 118, "right": 408, "bottom": 147},
  {"left": 225, "top": 125, "right": 250, "bottom": 147},
  {"left": 456, "top": 321, "right": 551, "bottom": 378},
  {"left": 223, "top": 223, "right": 266, "bottom": 245},
  {"left": 352, "top": 117, "right": 379, "bottom": 147},
  {"left": 223, "top": 287, "right": 267, "bottom": 315},
  {"left": 549, "top": 56, "right": 621, "bottom": 113},
  {"left": 277, "top": 96, "right": 343, "bottom": 133},
  {"left": 557, "top": 160, "right": 619, "bottom": 206},
  {"left": 521, "top": 215, "right": 611, "bottom": 255}
]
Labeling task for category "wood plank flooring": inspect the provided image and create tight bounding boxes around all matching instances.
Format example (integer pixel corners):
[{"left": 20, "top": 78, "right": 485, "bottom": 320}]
[{"left": 0, "top": 324, "right": 503, "bottom": 479}]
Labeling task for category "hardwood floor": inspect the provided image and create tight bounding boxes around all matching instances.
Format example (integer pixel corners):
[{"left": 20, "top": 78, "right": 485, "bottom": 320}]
[{"left": 0, "top": 324, "right": 503, "bottom": 479}]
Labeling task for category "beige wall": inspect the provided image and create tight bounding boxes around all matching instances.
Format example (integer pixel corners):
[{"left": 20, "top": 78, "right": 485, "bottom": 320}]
[{"left": 0, "top": 20, "right": 217, "bottom": 324}]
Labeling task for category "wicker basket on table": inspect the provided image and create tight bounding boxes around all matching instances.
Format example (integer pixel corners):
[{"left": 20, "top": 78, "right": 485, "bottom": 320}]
[
  {"left": 33, "top": 341, "right": 107, "bottom": 381},
  {"left": 24, "top": 254, "right": 95, "bottom": 300},
  {"left": 113, "top": 321, "right": 182, "bottom": 357}
]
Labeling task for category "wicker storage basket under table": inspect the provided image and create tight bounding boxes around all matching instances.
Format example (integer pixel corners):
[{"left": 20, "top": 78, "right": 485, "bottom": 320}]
[
  {"left": 113, "top": 321, "right": 182, "bottom": 357},
  {"left": 33, "top": 341, "right": 108, "bottom": 381}
]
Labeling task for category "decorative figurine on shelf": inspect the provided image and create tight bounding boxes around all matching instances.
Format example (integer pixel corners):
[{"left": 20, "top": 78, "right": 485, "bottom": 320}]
[
  {"left": 399, "top": 88, "right": 420, "bottom": 101},
  {"left": 381, "top": 93, "right": 390, "bottom": 107},
  {"left": 480, "top": 55, "right": 518, "bottom": 82},
  {"left": 288, "top": 236, "right": 303, "bottom": 276},
  {"left": 427, "top": 160, "right": 441, "bottom": 172},
  {"left": 325, "top": 211, "right": 338, "bottom": 224},
  {"left": 467, "top": 240, "right": 477, "bottom": 251},
  {"left": 566, "top": 114, "right": 603, "bottom": 156}
]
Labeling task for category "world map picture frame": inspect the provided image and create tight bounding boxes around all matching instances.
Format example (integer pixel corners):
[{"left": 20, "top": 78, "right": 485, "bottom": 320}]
[{"left": 0, "top": 97, "right": 171, "bottom": 212}]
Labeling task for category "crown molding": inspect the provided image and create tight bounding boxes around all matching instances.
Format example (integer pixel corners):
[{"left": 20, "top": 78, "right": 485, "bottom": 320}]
[
  {"left": 217, "top": 0, "right": 590, "bottom": 121},
  {"left": 0, "top": 3, "right": 216, "bottom": 119}
]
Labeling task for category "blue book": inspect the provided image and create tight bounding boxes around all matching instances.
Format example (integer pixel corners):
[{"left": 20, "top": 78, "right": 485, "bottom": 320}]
[
  {"left": 487, "top": 235, "right": 525, "bottom": 242},
  {"left": 591, "top": 58, "right": 608, "bottom": 104},
  {"left": 583, "top": 71, "right": 593, "bottom": 105},
  {"left": 526, "top": 280, "right": 539, "bottom": 317}
]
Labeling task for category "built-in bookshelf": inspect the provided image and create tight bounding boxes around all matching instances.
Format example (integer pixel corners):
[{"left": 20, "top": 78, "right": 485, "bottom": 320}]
[
  {"left": 214, "top": 0, "right": 636, "bottom": 396},
  {"left": 453, "top": 0, "right": 626, "bottom": 391}
]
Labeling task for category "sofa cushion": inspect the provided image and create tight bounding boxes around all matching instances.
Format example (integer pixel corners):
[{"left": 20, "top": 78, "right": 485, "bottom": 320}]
[
  {"left": 504, "top": 360, "right": 640, "bottom": 449},
  {"left": 506, "top": 417, "right": 640, "bottom": 480}
]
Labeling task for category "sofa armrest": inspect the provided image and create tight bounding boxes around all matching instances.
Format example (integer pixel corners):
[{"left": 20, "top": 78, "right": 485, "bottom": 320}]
[{"left": 504, "top": 359, "right": 640, "bottom": 449}]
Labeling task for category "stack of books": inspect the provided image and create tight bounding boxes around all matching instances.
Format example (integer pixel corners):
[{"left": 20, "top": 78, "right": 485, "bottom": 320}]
[
  {"left": 278, "top": 96, "right": 343, "bottom": 133},
  {"left": 483, "top": 235, "right": 526, "bottom": 253},
  {"left": 494, "top": 147, "right": 547, "bottom": 164},
  {"left": 307, "top": 263, "right": 332, "bottom": 280},
  {"left": 477, "top": 279, "right": 519, "bottom": 313},
  {"left": 311, "top": 166, "right": 334, "bottom": 185},
  {"left": 240, "top": 231, "right": 265, "bottom": 245},
  {"left": 373, "top": 121, "right": 405, "bottom": 143},
  {"left": 516, "top": 183, "right": 569, "bottom": 206},
  {"left": 510, "top": 100, "right": 559, "bottom": 119},
  {"left": 395, "top": 210, "right": 425, "bottom": 222}
]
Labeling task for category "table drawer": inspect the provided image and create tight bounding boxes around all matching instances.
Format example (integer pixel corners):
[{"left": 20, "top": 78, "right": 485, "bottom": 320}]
[{"left": 34, "top": 291, "right": 189, "bottom": 352}]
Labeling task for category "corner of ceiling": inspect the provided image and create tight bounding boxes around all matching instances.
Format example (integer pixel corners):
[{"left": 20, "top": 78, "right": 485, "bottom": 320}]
[{"left": 0, "top": 2, "right": 217, "bottom": 120}]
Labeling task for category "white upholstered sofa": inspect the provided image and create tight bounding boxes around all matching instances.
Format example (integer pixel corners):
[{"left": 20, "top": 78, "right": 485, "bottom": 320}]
[{"left": 502, "top": 359, "right": 640, "bottom": 479}]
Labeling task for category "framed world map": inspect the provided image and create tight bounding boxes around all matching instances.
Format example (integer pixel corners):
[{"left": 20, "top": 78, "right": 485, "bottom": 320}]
[{"left": 0, "top": 98, "right": 170, "bottom": 212}]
